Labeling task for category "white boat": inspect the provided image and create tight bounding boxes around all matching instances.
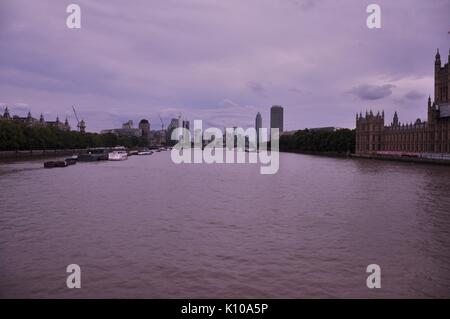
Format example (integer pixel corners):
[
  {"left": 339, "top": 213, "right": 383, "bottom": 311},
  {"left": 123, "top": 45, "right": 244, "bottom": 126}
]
[
  {"left": 138, "top": 150, "right": 153, "bottom": 155},
  {"left": 108, "top": 147, "right": 128, "bottom": 161}
]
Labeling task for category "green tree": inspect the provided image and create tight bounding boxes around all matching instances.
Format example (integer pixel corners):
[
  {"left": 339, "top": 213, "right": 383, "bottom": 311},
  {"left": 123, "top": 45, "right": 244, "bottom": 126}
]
[
  {"left": 0, "top": 121, "right": 146, "bottom": 151},
  {"left": 280, "top": 128, "right": 355, "bottom": 154}
]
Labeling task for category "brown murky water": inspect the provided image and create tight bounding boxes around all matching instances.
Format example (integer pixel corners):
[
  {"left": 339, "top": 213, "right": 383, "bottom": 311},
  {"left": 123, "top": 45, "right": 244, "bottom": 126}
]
[{"left": 0, "top": 152, "right": 449, "bottom": 298}]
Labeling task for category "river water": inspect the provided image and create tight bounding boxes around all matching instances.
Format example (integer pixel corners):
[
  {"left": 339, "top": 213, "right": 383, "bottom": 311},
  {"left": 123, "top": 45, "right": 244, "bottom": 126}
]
[{"left": 0, "top": 152, "right": 449, "bottom": 298}]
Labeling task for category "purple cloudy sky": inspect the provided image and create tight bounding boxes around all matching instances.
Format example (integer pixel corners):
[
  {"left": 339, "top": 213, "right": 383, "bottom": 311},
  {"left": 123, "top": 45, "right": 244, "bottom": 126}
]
[{"left": 0, "top": 0, "right": 449, "bottom": 132}]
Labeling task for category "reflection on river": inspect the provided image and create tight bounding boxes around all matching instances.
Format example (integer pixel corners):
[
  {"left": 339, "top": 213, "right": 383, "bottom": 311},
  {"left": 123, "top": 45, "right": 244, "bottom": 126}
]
[{"left": 0, "top": 152, "right": 449, "bottom": 298}]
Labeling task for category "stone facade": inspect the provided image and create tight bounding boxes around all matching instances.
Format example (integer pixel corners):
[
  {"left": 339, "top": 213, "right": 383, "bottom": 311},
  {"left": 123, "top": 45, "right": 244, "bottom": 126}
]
[
  {"left": 1, "top": 107, "right": 71, "bottom": 131},
  {"left": 356, "top": 49, "right": 450, "bottom": 157}
]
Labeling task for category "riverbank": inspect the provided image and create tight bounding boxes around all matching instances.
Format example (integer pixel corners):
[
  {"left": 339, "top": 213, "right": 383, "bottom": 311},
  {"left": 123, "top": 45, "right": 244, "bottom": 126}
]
[
  {"left": 0, "top": 149, "right": 85, "bottom": 160},
  {"left": 351, "top": 153, "right": 450, "bottom": 166},
  {"left": 281, "top": 149, "right": 351, "bottom": 158},
  {"left": 281, "top": 149, "right": 450, "bottom": 166}
]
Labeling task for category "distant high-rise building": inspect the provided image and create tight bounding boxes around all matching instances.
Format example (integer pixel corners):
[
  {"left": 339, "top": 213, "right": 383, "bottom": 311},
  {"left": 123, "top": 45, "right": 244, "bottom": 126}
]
[
  {"left": 139, "top": 119, "right": 150, "bottom": 137},
  {"left": 181, "top": 120, "right": 190, "bottom": 142},
  {"left": 149, "top": 129, "right": 166, "bottom": 146},
  {"left": 270, "top": 105, "right": 284, "bottom": 133},
  {"left": 168, "top": 118, "right": 179, "bottom": 130},
  {"left": 101, "top": 119, "right": 140, "bottom": 137},
  {"left": 255, "top": 112, "right": 262, "bottom": 148},
  {"left": 122, "top": 120, "right": 134, "bottom": 129},
  {"left": 167, "top": 118, "right": 180, "bottom": 144}
]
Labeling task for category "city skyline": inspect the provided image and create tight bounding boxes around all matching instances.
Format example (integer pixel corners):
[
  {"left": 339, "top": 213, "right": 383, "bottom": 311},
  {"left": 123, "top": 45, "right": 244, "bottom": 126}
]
[{"left": 0, "top": 0, "right": 449, "bottom": 133}]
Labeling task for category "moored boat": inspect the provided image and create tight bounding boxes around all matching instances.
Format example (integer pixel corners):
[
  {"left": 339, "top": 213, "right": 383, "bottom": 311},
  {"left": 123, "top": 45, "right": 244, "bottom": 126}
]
[
  {"left": 65, "top": 158, "right": 77, "bottom": 165},
  {"left": 44, "top": 161, "right": 56, "bottom": 168},
  {"left": 78, "top": 148, "right": 110, "bottom": 162},
  {"left": 55, "top": 161, "right": 68, "bottom": 167},
  {"left": 137, "top": 148, "right": 153, "bottom": 155},
  {"left": 108, "top": 147, "right": 128, "bottom": 161}
]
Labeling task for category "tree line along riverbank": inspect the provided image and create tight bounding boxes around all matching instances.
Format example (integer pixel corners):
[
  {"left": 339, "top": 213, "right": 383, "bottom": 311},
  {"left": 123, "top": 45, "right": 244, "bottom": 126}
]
[
  {"left": 279, "top": 128, "right": 356, "bottom": 155},
  {"left": 0, "top": 120, "right": 149, "bottom": 152}
]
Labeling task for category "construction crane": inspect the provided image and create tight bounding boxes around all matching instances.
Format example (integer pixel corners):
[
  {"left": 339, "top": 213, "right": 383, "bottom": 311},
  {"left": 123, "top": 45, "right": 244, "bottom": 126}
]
[
  {"left": 72, "top": 106, "right": 79, "bottom": 125},
  {"left": 72, "top": 105, "right": 86, "bottom": 133}
]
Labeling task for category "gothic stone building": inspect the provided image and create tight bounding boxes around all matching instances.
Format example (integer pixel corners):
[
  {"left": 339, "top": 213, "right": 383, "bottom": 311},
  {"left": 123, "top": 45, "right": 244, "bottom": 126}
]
[
  {"left": 356, "top": 49, "right": 450, "bottom": 157},
  {"left": 1, "top": 106, "right": 71, "bottom": 131}
]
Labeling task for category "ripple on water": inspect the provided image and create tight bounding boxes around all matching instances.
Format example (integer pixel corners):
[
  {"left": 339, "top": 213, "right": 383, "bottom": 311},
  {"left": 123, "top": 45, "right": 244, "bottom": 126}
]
[{"left": 0, "top": 153, "right": 450, "bottom": 297}]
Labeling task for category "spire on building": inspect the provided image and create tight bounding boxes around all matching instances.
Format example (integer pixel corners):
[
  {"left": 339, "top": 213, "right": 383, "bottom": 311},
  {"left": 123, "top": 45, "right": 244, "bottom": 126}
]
[
  {"left": 3, "top": 106, "right": 10, "bottom": 119},
  {"left": 26, "top": 111, "right": 33, "bottom": 123},
  {"left": 255, "top": 112, "right": 262, "bottom": 149},
  {"left": 435, "top": 48, "right": 441, "bottom": 66},
  {"left": 393, "top": 111, "right": 399, "bottom": 126},
  {"left": 40, "top": 113, "right": 45, "bottom": 123}
]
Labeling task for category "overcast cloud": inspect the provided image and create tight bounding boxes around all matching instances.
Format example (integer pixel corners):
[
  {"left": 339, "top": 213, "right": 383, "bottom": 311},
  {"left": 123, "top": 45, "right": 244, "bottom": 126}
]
[{"left": 0, "top": 0, "right": 449, "bottom": 131}]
